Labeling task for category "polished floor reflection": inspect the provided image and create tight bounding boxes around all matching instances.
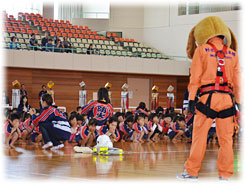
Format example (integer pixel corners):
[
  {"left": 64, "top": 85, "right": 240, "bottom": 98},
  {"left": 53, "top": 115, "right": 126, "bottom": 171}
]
[{"left": 4, "top": 141, "right": 241, "bottom": 181}]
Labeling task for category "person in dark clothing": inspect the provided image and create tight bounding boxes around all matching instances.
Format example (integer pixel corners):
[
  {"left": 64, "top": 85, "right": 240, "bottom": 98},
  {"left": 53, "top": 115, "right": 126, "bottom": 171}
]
[
  {"left": 20, "top": 84, "right": 28, "bottom": 97},
  {"left": 41, "top": 32, "right": 49, "bottom": 51},
  {"left": 55, "top": 39, "right": 64, "bottom": 52},
  {"left": 29, "top": 33, "right": 38, "bottom": 51},
  {"left": 63, "top": 37, "right": 72, "bottom": 53},
  {"left": 86, "top": 44, "right": 94, "bottom": 55},
  {"left": 39, "top": 85, "right": 47, "bottom": 109},
  {"left": 17, "top": 95, "right": 31, "bottom": 113},
  {"left": 45, "top": 38, "right": 54, "bottom": 52}
]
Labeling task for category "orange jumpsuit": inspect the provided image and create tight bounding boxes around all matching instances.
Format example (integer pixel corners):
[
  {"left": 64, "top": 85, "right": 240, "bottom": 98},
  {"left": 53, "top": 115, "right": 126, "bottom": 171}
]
[{"left": 185, "top": 37, "right": 241, "bottom": 178}]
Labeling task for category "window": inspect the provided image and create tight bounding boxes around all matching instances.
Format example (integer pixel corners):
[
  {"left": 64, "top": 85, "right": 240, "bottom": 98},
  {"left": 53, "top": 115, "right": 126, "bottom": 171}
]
[
  {"left": 55, "top": 1, "right": 110, "bottom": 21},
  {"left": 178, "top": 2, "right": 241, "bottom": 16},
  {"left": 4, "top": 0, "right": 42, "bottom": 18}
]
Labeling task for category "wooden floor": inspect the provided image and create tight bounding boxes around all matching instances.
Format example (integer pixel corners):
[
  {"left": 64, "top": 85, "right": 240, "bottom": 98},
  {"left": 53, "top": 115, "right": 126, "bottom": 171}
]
[{"left": 3, "top": 140, "right": 241, "bottom": 181}]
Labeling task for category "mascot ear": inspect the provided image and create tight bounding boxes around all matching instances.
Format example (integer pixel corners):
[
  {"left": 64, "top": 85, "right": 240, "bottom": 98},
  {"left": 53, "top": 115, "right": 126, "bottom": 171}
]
[
  {"left": 228, "top": 27, "right": 237, "bottom": 52},
  {"left": 186, "top": 26, "right": 197, "bottom": 59}
]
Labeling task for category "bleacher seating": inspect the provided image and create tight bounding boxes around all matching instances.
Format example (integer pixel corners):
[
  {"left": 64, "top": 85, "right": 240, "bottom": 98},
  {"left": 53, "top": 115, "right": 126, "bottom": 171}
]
[{"left": 2, "top": 11, "right": 169, "bottom": 59}]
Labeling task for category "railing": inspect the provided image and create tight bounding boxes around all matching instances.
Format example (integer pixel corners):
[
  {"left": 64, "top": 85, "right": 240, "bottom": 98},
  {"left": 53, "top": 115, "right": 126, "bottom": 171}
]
[{"left": 4, "top": 44, "right": 191, "bottom": 61}]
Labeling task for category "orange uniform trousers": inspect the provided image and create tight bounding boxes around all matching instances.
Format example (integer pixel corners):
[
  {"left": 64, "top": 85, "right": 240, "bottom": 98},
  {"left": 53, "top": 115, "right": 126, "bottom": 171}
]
[{"left": 184, "top": 93, "right": 234, "bottom": 178}]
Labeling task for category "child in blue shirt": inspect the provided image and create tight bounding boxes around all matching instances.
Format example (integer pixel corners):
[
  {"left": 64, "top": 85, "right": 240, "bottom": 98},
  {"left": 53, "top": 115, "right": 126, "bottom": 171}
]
[
  {"left": 4, "top": 113, "right": 21, "bottom": 149},
  {"left": 147, "top": 113, "right": 162, "bottom": 142},
  {"left": 76, "top": 118, "right": 98, "bottom": 147},
  {"left": 168, "top": 116, "right": 186, "bottom": 143},
  {"left": 119, "top": 115, "right": 134, "bottom": 142},
  {"left": 99, "top": 116, "right": 120, "bottom": 143},
  {"left": 131, "top": 113, "right": 145, "bottom": 143}
]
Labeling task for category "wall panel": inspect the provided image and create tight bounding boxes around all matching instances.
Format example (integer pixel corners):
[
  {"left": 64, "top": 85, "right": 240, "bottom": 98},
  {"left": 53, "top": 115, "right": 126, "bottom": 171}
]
[{"left": 5, "top": 67, "right": 189, "bottom": 113}]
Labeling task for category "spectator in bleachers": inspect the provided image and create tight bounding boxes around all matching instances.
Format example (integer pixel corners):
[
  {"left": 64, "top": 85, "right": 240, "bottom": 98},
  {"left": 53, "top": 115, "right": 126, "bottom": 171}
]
[
  {"left": 45, "top": 38, "right": 54, "bottom": 52},
  {"left": 41, "top": 32, "right": 49, "bottom": 51},
  {"left": 63, "top": 37, "right": 72, "bottom": 53},
  {"left": 87, "top": 44, "right": 94, "bottom": 55},
  {"left": 55, "top": 39, "right": 64, "bottom": 53},
  {"left": 9, "top": 36, "right": 18, "bottom": 49},
  {"left": 29, "top": 33, "right": 38, "bottom": 51},
  {"left": 54, "top": 36, "right": 60, "bottom": 45}
]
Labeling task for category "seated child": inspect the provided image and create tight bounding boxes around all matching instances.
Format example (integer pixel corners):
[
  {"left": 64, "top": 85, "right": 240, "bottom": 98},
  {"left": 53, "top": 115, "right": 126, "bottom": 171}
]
[
  {"left": 184, "top": 112, "right": 194, "bottom": 141},
  {"left": 30, "top": 125, "right": 43, "bottom": 145},
  {"left": 147, "top": 113, "right": 162, "bottom": 142},
  {"left": 68, "top": 114, "right": 78, "bottom": 143},
  {"left": 207, "top": 120, "right": 217, "bottom": 144},
  {"left": 131, "top": 113, "right": 145, "bottom": 143},
  {"left": 99, "top": 116, "right": 120, "bottom": 143},
  {"left": 159, "top": 113, "right": 172, "bottom": 141},
  {"left": 168, "top": 116, "right": 186, "bottom": 143},
  {"left": 4, "top": 113, "right": 22, "bottom": 149},
  {"left": 19, "top": 114, "right": 34, "bottom": 142},
  {"left": 142, "top": 114, "right": 150, "bottom": 141},
  {"left": 119, "top": 115, "right": 134, "bottom": 142},
  {"left": 76, "top": 114, "right": 84, "bottom": 127},
  {"left": 76, "top": 118, "right": 98, "bottom": 147}
]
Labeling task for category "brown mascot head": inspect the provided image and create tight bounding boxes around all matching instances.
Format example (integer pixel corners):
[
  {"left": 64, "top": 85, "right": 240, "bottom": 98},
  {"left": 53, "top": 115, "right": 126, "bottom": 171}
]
[{"left": 187, "top": 16, "right": 237, "bottom": 59}]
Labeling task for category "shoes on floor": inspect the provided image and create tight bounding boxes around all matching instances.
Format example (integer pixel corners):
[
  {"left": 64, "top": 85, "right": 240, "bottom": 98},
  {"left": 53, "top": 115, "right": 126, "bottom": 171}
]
[
  {"left": 42, "top": 141, "right": 53, "bottom": 149},
  {"left": 176, "top": 169, "right": 198, "bottom": 181},
  {"left": 50, "top": 144, "right": 64, "bottom": 151}
]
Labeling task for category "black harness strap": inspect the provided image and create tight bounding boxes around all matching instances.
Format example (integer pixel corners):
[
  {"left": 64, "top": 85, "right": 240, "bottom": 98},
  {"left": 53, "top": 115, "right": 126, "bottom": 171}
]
[{"left": 195, "top": 42, "right": 235, "bottom": 119}]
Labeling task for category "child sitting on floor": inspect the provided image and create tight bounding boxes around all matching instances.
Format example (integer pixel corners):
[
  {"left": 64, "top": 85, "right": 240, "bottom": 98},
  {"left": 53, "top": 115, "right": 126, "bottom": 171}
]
[
  {"left": 76, "top": 118, "right": 98, "bottom": 147},
  {"left": 159, "top": 114, "right": 172, "bottom": 142},
  {"left": 4, "top": 113, "right": 22, "bottom": 149},
  {"left": 207, "top": 120, "right": 217, "bottom": 144},
  {"left": 19, "top": 113, "right": 34, "bottom": 143},
  {"left": 131, "top": 113, "right": 145, "bottom": 143},
  {"left": 147, "top": 113, "right": 162, "bottom": 142},
  {"left": 99, "top": 116, "right": 120, "bottom": 143},
  {"left": 168, "top": 116, "right": 186, "bottom": 143},
  {"left": 119, "top": 115, "right": 134, "bottom": 142},
  {"left": 68, "top": 114, "right": 78, "bottom": 143}
]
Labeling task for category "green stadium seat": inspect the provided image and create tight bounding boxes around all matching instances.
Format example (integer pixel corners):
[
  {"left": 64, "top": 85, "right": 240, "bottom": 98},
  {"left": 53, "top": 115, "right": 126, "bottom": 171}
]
[
  {"left": 76, "top": 47, "right": 82, "bottom": 53},
  {"left": 116, "top": 51, "right": 122, "bottom": 56},
  {"left": 99, "top": 49, "right": 105, "bottom": 55}
]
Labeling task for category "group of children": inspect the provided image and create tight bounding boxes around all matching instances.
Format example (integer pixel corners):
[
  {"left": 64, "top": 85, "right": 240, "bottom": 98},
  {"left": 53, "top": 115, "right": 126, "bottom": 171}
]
[{"left": 4, "top": 102, "right": 202, "bottom": 150}]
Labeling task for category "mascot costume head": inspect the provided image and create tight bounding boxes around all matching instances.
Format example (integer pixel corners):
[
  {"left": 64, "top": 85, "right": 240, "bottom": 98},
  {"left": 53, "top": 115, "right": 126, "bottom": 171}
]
[{"left": 186, "top": 16, "right": 237, "bottom": 59}]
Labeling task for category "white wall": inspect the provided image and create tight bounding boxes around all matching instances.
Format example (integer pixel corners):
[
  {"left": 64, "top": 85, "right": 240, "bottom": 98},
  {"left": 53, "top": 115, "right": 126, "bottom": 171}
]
[
  {"left": 4, "top": 49, "right": 190, "bottom": 76},
  {"left": 72, "top": 18, "right": 109, "bottom": 31},
  {"left": 143, "top": 4, "right": 242, "bottom": 58},
  {"left": 43, "top": 1, "right": 54, "bottom": 19},
  {"left": 109, "top": 5, "right": 144, "bottom": 43}
]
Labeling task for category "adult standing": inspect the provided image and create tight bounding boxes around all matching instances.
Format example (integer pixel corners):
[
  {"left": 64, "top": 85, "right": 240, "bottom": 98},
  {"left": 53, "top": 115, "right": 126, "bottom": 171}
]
[
  {"left": 39, "top": 85, "right": 47, "bottom": 109},
  {"left": 20, "top": 84, "right": 28, "bottom": 98},
  {"left": 177, "top": 16, "right": 241, "bottom": 180}
]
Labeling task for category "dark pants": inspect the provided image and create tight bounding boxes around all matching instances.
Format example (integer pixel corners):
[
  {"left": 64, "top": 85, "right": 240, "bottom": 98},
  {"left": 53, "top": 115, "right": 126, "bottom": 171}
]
[
  {"left": 150, "top": 128, "right": 161, "bottom": 139},
  {"left": 39, "top": 122, "right": 65, "bottom": 146}
]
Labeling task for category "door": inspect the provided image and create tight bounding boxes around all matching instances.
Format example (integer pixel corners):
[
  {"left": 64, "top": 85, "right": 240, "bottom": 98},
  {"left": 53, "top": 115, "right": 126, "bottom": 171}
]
[{"left": 127, "top": 78, "right": 150, "bottom": 110}]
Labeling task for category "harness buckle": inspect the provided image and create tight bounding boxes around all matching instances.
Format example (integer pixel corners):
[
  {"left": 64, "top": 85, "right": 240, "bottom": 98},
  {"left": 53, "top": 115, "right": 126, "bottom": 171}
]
[{"left": 217, "top": 57, "right": 225, "bottom": 65}]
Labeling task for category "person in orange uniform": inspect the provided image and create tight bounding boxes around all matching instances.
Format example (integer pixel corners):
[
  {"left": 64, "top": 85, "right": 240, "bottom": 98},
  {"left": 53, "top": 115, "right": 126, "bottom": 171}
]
[{"left": 177, "top": 16, "right": 241, "bottom": 181}]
